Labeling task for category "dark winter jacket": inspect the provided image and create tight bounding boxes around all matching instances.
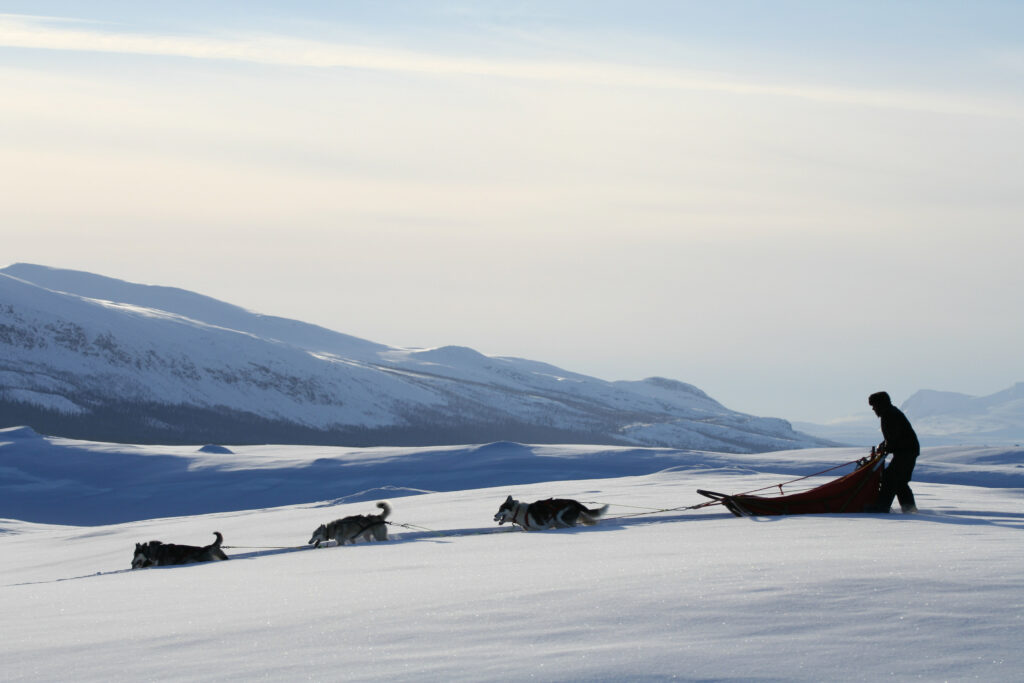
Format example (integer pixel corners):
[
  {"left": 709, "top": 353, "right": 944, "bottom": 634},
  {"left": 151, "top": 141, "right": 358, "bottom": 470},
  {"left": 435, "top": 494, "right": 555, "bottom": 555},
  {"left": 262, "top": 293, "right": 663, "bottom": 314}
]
[{"left": 878, "top": 404, "right": 920, "bottom": 456}]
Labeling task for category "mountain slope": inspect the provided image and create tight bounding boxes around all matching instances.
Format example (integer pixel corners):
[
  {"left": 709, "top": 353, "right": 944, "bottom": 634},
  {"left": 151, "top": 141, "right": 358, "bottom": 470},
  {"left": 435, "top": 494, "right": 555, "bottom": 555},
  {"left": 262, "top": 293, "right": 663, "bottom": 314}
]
[
  {"left": 901, "top": 384, "right": 1024, "bottom": 442},
  {"left": 0, "top": 264, "right": 830, "bottom": 452},
  {"left": 796, "top": 383, "right": 1024, "bottom": 447}
]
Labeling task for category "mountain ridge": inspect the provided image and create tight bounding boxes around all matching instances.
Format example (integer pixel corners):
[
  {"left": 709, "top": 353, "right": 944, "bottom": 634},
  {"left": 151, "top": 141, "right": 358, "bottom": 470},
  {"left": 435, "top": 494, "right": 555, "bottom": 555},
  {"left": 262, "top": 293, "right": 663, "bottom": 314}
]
[
  {"left": 795, "top": 384, "right": 1024, "bottom": 447},
  {"left": 0, "top": 263, "right": 832, "bottom": 452}
]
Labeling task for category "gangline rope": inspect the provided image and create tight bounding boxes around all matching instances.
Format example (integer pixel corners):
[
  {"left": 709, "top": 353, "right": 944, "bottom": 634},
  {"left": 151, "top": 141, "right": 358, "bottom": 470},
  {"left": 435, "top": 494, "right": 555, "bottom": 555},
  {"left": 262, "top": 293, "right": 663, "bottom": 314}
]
[{"left": 222, "top": 456, "right": 872, "bottom": 548}]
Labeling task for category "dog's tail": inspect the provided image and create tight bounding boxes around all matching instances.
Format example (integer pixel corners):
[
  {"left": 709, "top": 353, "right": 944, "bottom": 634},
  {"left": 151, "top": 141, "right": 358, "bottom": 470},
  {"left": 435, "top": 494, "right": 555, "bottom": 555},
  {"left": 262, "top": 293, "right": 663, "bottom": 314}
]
[
  {"left": 579, "top": 504, "right": 609, "bottom": 525},
  {"left": 376, "top": 502, "right": 391, "bottom": 520},
  {"left": 210, "top": 531, "right": 230, "bottom": 561}
]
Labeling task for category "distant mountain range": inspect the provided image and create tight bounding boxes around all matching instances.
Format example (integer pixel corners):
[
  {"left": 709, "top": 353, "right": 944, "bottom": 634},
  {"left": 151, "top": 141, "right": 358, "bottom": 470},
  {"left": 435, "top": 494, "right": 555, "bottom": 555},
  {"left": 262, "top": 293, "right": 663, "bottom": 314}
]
[
  {"left": 796, "top": 384, "right": 1024, "bottom": 447},
  {"left": 0, "top": 263, "right": 832, "bottom": 452}
]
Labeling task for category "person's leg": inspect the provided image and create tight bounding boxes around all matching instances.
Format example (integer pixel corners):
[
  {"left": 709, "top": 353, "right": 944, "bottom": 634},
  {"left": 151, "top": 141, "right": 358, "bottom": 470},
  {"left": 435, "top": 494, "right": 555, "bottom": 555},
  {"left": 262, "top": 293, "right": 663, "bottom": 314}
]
[
  {"left": 896, "top": 484, "right": 917, "bottom": 512},
  {"left": 866, "top": 462, "right": 898, "bottom": 512},
  {"left": 890, "top": 454, "right": 918, "bottom": 512}
]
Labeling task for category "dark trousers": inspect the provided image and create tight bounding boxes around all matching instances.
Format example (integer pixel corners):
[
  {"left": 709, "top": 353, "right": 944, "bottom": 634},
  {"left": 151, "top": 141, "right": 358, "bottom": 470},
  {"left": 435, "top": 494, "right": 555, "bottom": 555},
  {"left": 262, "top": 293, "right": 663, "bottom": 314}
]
[{"left": 876, "top": 452, "right": 918, "bottom": 510}]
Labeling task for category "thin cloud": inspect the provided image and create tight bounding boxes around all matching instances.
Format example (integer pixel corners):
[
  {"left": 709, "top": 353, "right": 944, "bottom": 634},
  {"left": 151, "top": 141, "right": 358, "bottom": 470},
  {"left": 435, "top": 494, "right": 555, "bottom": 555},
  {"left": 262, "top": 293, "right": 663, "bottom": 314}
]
[{"left": 0, "top": 13, "right": 1019, "bottom": 119}]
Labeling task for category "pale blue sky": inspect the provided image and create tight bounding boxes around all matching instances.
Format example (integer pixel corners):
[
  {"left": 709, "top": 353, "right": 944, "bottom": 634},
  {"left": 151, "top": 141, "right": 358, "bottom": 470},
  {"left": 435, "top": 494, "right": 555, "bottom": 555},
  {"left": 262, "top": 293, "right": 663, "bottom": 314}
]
[{"left": 2, "top": 2, "right": 1023, "bottom": 423}]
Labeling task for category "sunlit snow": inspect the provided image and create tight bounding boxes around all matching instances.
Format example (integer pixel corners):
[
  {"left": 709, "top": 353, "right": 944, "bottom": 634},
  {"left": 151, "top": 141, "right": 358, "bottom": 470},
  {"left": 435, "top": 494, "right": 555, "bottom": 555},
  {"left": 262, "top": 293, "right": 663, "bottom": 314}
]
[{"left": 2, "top": 426, "right": 1021, "bottom": 681}]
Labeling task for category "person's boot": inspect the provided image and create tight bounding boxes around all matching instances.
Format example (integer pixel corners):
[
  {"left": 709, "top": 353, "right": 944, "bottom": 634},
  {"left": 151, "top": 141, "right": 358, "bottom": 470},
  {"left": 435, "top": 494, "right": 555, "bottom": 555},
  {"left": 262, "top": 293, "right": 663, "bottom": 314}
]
[{"left": 901, "top": 504, "right": 918, "bottom": 514}]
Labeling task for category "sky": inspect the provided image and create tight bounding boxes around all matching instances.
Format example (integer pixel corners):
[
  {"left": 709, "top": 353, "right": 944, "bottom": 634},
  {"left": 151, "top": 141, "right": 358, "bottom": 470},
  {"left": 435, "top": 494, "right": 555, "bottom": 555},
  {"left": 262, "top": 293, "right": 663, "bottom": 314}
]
[{"left": 2, "top": 1, "right": 1023, "bottom": 424}]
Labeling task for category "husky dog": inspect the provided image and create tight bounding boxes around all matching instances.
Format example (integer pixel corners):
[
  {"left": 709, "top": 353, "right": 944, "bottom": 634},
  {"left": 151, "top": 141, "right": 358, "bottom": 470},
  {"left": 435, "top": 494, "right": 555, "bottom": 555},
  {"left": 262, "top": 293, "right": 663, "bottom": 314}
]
[
  {"left": 493, "top": 495, "right": 609, "bottom": 531},
  {"left": 308, "top": 502, "right": 391, "bottom": 548},
  {"left": 131, "top": 532, "right": 229, "bottom": 568}
]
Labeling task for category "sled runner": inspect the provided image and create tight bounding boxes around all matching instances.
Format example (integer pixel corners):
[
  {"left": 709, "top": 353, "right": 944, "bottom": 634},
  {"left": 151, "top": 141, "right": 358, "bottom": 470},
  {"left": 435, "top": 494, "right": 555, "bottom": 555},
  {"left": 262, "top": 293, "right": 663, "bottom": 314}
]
[{"left": 695, "top": 450, "right": 885, "bottom": 517}]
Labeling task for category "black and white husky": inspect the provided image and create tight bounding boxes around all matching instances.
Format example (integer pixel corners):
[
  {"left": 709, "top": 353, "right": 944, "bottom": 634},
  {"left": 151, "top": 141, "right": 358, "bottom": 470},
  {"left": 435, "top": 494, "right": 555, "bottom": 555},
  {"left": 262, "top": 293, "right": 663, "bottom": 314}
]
[
  {"left": 493, "top": 495, "right": 609, "bottom": 531},
  {"left": 131, "top": 532, "right": 229, "bottom": 568},
  {"left": 308, "top": 502, "right": 391, "bottom": 548}
]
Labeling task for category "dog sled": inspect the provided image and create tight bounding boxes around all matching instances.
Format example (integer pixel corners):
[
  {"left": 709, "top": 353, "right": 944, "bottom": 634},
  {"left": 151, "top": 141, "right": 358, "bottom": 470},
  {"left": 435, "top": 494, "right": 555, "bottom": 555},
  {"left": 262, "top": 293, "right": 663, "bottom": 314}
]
[{"left": 693, "top": 450, "right": 885, "bottom": 517}]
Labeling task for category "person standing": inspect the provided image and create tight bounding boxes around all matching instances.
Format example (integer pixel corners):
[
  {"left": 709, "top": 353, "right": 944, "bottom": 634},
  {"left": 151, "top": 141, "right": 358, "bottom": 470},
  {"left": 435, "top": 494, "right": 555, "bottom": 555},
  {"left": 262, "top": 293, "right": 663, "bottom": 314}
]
[{"left": 865, "top": 391, "right": 920, "bottom": 513}]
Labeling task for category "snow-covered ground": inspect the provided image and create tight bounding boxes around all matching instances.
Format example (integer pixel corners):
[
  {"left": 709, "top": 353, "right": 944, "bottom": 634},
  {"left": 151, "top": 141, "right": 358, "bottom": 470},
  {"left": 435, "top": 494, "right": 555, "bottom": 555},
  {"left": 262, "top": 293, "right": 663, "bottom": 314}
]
[{"left": 2, "top": 427, "right": 1022, "bottom": 681}]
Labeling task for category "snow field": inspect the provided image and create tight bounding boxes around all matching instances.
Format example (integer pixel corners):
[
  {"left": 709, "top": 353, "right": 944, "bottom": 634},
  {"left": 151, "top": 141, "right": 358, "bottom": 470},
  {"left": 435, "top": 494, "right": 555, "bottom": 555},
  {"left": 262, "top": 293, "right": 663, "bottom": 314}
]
[{"left": 2, "top": 469, "right": 1022, "bottom": 682}]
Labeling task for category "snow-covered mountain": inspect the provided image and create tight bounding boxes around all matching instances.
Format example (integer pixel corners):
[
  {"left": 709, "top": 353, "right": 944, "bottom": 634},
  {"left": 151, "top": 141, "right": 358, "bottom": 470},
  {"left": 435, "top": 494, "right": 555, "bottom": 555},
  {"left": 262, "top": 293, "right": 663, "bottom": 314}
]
[
  {"left": 796, "top": 384, "right": 1024, "bottom": 447},
  {"left": 901, "top": 384, "right": 1024, "bottom": 444},
  {"left": 0, "top": 263, "right": 830, "bottom": 452}
]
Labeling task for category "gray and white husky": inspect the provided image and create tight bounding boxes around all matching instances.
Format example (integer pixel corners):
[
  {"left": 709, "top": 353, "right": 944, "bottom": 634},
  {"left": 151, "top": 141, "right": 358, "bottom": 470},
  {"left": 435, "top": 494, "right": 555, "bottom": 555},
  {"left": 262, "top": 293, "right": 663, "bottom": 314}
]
[
  {"left": 493, "top": 495, "right": 609, "bottom": 531},
  {"left": 131, "top": 532, "right": 229, "bottom": 568},
  {"left": 308, "top": 502, "right": 391, "bottom": 548}
]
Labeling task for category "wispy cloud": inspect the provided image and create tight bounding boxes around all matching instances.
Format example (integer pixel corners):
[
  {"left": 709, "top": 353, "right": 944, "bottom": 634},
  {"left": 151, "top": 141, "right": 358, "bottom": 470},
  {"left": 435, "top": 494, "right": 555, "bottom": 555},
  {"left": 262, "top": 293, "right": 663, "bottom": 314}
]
[{"left": 2, "top": 13, "right": 1019, "bottom": 120}]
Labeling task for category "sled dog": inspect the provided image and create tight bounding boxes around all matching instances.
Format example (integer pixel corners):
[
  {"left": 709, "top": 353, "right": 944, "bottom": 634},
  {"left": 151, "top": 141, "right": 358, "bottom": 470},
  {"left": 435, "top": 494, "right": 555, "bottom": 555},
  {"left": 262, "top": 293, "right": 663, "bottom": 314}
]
[
  {"left": 493, "top": 495, "right": 609, "bottom": 531},
  {"left": 308, "top": 502, "right": 391, "bottom": 548},
  {"left": 131, "top": 532, "right": 229, "bottom": 568}
]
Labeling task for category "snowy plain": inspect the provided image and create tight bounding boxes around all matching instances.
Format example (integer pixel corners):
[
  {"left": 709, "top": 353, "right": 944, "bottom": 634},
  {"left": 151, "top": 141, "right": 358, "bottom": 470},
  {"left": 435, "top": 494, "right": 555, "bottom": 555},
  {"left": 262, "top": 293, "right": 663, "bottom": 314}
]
[{"left": 1, "top": 426, "right": 1022, "bottom": 682}]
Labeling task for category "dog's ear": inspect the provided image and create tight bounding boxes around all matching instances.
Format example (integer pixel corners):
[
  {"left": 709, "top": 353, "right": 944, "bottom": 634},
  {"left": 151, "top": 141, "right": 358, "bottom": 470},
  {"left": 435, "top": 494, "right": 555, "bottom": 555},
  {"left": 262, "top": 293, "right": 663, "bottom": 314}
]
[{"left": 504, "top": 495, "right": 513, "bottom": 504}]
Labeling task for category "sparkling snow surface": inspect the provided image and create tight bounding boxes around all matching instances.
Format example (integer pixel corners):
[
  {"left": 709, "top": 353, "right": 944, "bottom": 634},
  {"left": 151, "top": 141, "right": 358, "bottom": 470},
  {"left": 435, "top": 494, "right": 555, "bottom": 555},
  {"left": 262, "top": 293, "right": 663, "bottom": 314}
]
[{"left": 1, "top": 427, "right": 1021, "bottom": 681}]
